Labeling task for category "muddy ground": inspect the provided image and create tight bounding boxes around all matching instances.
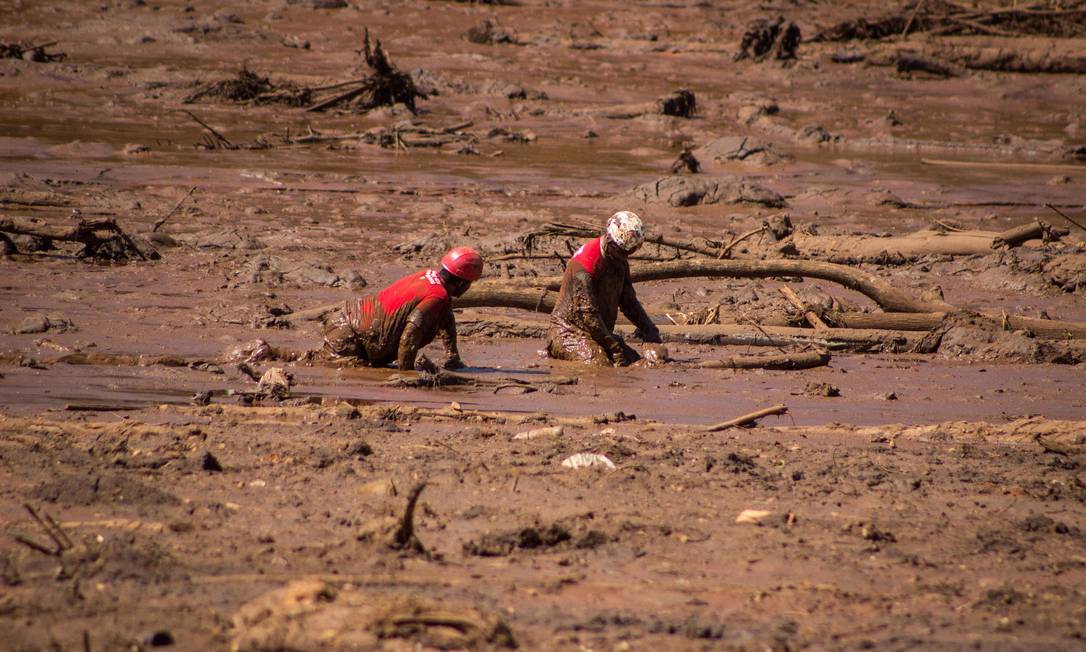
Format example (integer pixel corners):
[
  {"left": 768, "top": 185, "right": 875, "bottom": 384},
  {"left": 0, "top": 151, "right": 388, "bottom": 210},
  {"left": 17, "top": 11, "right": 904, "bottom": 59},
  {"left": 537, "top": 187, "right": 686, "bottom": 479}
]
[{"left": 1, "top": 0, "right": 1085, "bottom": 649}]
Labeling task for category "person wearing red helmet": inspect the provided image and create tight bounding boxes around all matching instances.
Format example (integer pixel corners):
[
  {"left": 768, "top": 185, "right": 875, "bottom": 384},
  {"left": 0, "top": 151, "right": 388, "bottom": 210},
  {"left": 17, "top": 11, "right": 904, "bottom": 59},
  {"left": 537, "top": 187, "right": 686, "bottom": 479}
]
[
  {"left": 322, "top": 247, "right": 483, "bottom": 371},
  {"left": 547, "top": 211, "right": 661, "bottom": 366}
]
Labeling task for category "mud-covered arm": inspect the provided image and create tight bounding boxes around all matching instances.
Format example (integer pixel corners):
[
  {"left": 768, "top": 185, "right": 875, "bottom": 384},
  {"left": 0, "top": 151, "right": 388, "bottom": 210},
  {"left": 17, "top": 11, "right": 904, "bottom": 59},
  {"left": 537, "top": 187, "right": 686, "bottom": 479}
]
[
  {"left": 619, "top": 273, "right": 661, "bottom": 343},
  {"left": 437, "top": 306, "right": 464, "bottom": 368},
  {"left": 396, "top": 299, "right": 444, "bottom": 371},
  {"left": 568, "top": 268, "right": 626, "bottom": 355}
]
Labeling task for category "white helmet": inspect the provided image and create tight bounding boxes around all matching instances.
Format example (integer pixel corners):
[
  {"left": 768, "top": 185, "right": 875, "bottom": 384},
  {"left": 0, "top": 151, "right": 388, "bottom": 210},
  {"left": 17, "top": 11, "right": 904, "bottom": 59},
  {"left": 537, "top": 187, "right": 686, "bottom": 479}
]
[{"left": 606, "top": 211, "right": 645, "bottom": 252}]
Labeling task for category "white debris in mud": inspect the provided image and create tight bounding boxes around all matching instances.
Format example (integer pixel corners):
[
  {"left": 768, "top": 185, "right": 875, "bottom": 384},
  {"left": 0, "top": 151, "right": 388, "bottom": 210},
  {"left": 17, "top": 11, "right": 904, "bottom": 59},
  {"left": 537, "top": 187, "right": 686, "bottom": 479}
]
[
  {"left": 735, "top": 509, "right": 773, "bottom": 525},
  {"left": 513, "top": 425, "right": 563, "bottom": 441},
  {"left": 561, "top": 452, "right": 616, "bottom": 470}
]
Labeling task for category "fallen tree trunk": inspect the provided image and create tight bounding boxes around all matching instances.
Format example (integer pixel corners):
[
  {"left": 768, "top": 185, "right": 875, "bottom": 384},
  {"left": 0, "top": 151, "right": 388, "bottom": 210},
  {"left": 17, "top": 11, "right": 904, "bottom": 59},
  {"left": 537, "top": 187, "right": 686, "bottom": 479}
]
[
  {"left": 826, "top": 311, "right": 1086, "bottom": 339},
  {"left": 457, "top": 316, "right": 925, "bottom": 352},
  {"left": 698, "top": 350, "right": 830, "bottom": 370},
  {"left": 0, "top": 217, "right": 156, "bottom": 261}
]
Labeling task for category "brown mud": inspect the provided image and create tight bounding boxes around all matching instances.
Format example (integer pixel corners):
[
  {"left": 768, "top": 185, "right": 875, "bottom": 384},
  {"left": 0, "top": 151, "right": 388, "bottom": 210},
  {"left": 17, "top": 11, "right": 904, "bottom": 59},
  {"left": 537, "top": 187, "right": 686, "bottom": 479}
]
[{"left": 2, "top": 1, "right": 1086, "bottom": 650}]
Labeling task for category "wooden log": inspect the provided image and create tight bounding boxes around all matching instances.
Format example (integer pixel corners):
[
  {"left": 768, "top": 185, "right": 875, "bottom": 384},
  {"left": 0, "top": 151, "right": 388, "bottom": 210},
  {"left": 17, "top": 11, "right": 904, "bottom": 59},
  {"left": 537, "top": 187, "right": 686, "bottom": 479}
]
[
  {"left": 829, "top": 312, "right": 1086, "bottom": 340},
  {"left": 793, "top": 222, "right": 1056, "bottom": 262},
  {"left": 623, "top": 323, "right": 925, "bottom": 352},
  {"left": 699, "top": 350, "right": 830, "bottom": 370}
]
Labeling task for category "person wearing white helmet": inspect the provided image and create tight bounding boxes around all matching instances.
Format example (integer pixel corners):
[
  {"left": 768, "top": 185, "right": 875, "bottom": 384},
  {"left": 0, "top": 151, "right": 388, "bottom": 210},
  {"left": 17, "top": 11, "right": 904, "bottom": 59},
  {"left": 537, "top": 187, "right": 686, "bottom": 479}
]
[{"left": 546, "top": 211, "right": 661, "bottom": 366}]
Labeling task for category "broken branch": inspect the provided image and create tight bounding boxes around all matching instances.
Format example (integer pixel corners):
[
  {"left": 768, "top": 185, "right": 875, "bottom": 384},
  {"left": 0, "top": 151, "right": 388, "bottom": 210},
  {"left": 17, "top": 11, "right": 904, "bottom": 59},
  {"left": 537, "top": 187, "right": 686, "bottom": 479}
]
[{"left": 705, "top": 404, "right": 788, "bottom": 432}]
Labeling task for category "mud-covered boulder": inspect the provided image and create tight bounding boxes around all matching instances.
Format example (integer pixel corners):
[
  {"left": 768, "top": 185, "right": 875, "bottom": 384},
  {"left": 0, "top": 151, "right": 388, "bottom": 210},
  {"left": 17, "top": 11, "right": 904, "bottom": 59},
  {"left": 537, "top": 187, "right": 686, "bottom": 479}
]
[
  {"left": 1043, "top": 252, "right": 1086, "bottom": 293},
  {"left": 230, "top": 579, "right": 516, "bottom": 651},
  {"left": 629, "top": 176, "right": 786, "bottom": 208},
  {"left": 696, "top": 136, "right": 789, "bottom": 166},
  {"left": 937, "top": 314, "right": 1084, "bottom": 364}
]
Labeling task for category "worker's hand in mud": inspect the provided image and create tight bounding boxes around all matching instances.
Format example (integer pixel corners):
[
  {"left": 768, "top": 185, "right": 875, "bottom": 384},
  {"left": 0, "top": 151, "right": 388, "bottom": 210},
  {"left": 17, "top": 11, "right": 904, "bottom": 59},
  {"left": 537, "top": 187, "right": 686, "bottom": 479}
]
[
  {"left": 414, "top": 354, "right": 439, "bottom": 374},
  {"left": 633, "top": 327, "right": 662, "bottom": 344},
  {"left": 442, "top": 356, "right": 466, "bottom": 370}
]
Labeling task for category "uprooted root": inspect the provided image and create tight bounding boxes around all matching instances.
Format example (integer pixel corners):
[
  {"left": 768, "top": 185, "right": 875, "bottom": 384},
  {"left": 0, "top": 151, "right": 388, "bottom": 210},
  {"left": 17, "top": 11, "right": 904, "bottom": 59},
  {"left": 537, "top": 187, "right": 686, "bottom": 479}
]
[
  {"left": 735, "top": 16, "right": 801, "bottom": 62},
  {"left": 306, "top": 29, "right": 427, "bottom": 114}
]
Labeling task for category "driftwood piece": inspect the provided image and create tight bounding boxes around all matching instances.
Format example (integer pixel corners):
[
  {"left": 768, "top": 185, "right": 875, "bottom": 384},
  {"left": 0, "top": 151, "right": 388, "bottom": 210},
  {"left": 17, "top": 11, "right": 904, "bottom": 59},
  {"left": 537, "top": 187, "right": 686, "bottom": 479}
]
[
  {"left": 705, "top": 404, "right": 788, "bottom": 432},
  {"left": 0, "top": 217, "right": 157, "bottom": 261},
  {"left": 698, "top": 350, "right": 830, "bottom": 370}
]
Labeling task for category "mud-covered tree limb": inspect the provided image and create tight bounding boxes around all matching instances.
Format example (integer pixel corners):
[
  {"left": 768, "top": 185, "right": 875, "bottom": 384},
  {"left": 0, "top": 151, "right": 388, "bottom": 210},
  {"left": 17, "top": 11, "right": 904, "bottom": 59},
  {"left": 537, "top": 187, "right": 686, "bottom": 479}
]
[
  {"left": 826, "top": 311, "right": 1086, "bottom": 340},
  {"left": 0, "top": 217, "right": 156, "bottom": 261},
  {"left": 627, "top": 259, "right": 955, "bottom": 313},
  {"left": 698, "top": 350, "right": 830, "bottom": 370}
]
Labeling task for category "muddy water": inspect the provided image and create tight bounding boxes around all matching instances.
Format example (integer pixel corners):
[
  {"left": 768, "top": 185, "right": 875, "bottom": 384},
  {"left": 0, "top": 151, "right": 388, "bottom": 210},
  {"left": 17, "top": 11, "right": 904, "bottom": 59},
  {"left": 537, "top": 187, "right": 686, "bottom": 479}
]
[{"left": 2, "top": 2, "right": 1086, "bottom": 649}]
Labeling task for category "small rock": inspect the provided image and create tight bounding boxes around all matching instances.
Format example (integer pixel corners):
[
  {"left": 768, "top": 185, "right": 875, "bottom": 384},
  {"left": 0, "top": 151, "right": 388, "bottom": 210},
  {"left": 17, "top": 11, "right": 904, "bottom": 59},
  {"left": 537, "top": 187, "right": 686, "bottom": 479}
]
[
  {"left": 191, "top": 390, "right": 212, "bottom": 406},
  {"left": 257, "top": 367, "right": 292, "bottom": 400},
  {"left": 147, "top": 631, "right": 174, "bottom": 647},
  {"left": 875, "top": 391, "right": 898, "bottom": 401},
  {"left": 1047, "top": 175, "right": 1072, "bottom": 186},
  {"left": 803, "top": 382, "right": 840, "bottom": 397},
  {"left": 14, "top": 314, "right": 73, "bottom": 335},
  {"left": 583, "top": 129, "right": 599, "bottom": 139},
  {"left": 123, "top": 143, "right": 150, "bottom": 155},
  {"left": 342, "top": 270, "right": 368, "bottom": 291},
  {"left": 561, "top": 453, "right": 616, "bottom": 470},
  {"left": 641, "top": 344, "right": 670, "bottom": 366},
  {"left": 201, "top": 451, "right": 223, "bottom": 472},
  {"left": 359, "top": 478, "right": 397, "bottom": 496},
  {"left": 735, "top": 509, "right": 772, "bottom": 525}
]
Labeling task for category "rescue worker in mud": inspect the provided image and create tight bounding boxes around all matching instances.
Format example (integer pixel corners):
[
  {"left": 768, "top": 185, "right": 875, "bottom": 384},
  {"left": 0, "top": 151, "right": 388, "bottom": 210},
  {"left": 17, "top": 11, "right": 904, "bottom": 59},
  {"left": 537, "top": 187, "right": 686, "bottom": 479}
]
[
  {"left": 322, "top": 247, "right": 484, "bottom": 371},
  {"left": 547, "top": 211, "right": 662, "bottom": 366}
]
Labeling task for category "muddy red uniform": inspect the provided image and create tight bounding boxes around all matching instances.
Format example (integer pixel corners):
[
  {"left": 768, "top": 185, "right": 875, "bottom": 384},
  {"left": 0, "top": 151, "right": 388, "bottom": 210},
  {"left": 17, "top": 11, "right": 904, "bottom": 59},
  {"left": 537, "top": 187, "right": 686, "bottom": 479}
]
[
  {"left": 322, "top": 268, "right": 461, "bottom": 369},
  {"left": 547, "top": 236, "right": 660, "bottom": 365}
]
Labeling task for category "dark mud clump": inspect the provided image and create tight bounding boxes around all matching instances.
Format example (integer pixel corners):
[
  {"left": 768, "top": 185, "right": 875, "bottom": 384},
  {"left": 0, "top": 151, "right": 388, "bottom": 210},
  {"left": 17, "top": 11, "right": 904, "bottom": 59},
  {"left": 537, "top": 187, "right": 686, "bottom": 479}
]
[
  {"left": 935, "top": 313, "right": 1086, "bottom": 364},
  {"left": 183, "top": 69, "right": 312, "bottom": 106},
  {"left": 0, "top": 41, "right": 66, "bottom": 63},
  {"left": 32, "top": 473, "right": 181, "bottom": 507},
  {"left": 630, "top": 176, "right": 785, "bottom": 208},
  {"left": 658, "top": 89, "right": 696, "bottom": 118},
  {"left": 465, "top": 19, "right": 518, "bottom": 45},
  {"left": 735, "top": 16, "right": 801, "bottom": 62}
]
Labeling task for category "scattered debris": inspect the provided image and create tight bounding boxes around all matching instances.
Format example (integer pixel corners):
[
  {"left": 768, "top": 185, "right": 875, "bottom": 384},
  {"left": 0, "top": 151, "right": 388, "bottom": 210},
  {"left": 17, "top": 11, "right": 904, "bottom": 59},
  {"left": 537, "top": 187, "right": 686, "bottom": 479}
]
[
  {"left": 803, "top": 382, "right": 841, "bottom": 397},
  {"left": 183, "top": 69, "right": 312, "bottom": 106}
]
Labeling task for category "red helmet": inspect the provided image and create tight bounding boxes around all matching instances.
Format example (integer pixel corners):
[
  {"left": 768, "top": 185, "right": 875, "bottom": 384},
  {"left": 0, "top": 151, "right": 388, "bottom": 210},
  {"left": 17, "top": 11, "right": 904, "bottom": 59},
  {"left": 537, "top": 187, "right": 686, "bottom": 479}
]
[{"left": 440, "top": 246, "right": 483, "bottom": 281}]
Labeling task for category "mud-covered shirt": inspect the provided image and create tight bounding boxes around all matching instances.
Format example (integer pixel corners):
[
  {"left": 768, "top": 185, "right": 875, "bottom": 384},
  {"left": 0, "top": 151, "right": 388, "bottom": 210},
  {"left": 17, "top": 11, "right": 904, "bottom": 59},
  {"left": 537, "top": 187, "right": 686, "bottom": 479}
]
[
  {"left": 549, "top": 237, "right": 659, "bottom": 354},
  {"left": 343, "top": 269, "right": 457, "bottom": 367}
]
